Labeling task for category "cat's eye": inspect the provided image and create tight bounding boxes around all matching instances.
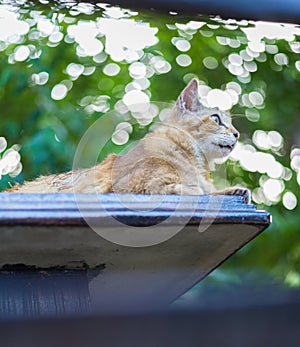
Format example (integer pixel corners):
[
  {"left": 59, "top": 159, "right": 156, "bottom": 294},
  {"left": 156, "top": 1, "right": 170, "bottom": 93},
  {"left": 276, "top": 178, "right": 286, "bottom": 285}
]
[{"left": 211, "top": 114, "right": 221, "bottom": 124}]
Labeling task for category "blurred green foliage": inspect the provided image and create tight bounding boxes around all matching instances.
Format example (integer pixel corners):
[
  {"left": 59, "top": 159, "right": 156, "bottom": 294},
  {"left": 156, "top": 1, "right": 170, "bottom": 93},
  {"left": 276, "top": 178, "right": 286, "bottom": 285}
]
[{"left": 0, "top": 1, "right": 300, "bottom": 285}]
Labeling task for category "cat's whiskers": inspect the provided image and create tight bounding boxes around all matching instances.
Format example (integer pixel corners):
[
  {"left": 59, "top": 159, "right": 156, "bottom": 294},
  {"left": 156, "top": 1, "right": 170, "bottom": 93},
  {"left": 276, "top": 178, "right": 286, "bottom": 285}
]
[{"left": 231, "top": 113, "right": 246, "bottom": 118}]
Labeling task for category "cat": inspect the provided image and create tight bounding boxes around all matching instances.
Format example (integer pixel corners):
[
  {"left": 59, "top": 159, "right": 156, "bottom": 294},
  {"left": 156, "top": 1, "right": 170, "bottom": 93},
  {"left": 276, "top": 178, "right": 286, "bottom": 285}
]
[{"left": 8, "top": 78, "right": 250, "bottom": 203}]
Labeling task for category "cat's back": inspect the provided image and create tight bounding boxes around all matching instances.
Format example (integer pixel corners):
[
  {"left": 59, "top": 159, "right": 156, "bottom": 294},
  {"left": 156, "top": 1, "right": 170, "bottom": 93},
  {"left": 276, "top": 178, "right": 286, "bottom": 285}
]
[{"left": 9, "top": 153, "right": 118, "bottom": 193}]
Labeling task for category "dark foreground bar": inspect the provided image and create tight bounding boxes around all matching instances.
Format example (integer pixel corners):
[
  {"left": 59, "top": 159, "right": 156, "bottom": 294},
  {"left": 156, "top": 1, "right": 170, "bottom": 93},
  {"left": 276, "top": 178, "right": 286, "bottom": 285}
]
[
  {"left": 91, "top": 0, "right": 300, "bottom": 23},
  {"left": 0, "top": 303, "right": 299, "bottom": 347}
]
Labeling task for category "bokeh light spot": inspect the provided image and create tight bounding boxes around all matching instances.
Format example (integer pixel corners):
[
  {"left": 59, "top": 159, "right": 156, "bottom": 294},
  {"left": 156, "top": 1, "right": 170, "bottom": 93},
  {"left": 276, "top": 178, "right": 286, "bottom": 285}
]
[
  {"left": 283, "top": 192, "right": 297, "bottom": 210},
  {"left": 207, "top": 89, "right": 232, "bottom": 110},
  {"left": 203, "top": 56, "right": 218, "bottom": 69},
  {"left": 51, "top": 84, "right": 68, "bottom": 100},
  {"left": 103, "top": 63, "right": 121, "bottom": 76},
  {"left": 176, "top": 54, "right": 192, "bottom": 67},
  {"left": 14, "top": 45, "right": 30, "bottom": 61}
]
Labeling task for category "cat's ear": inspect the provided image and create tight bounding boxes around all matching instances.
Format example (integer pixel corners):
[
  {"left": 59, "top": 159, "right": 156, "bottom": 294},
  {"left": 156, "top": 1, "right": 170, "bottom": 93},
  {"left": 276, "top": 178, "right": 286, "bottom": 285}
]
[{"left": 176, "top": 78, "right": 201, "bottom": 113}]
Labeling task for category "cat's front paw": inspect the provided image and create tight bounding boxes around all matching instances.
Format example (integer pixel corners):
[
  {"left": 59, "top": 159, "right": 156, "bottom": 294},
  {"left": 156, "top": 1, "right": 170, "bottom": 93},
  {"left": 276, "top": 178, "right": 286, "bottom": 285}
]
[
  {"left": 170, "top": 184, "right": 204, "bottom": 195},
  {"left": 225, "top": 188, "right": 251, "bottom": 204}
]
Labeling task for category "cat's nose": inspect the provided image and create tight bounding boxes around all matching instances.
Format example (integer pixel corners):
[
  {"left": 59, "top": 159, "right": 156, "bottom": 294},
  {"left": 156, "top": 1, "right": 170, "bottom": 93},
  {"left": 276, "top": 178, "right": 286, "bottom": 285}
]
[{"left": 233, "top": 132, "right": 239, "bottom": 139}]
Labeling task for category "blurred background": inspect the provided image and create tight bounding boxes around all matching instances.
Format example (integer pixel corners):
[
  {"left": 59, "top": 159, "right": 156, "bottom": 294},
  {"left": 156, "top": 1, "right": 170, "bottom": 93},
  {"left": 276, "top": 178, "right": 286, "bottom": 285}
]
[{"left": 0, "top": 0, "right": 299, "bottom": 301}]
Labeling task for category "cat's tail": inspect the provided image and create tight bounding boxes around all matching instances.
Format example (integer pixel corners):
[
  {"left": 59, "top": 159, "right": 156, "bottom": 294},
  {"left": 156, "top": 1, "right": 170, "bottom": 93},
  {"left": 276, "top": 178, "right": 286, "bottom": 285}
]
[{"left": 5, "top": 183, "right": 20, "bottom": 192}]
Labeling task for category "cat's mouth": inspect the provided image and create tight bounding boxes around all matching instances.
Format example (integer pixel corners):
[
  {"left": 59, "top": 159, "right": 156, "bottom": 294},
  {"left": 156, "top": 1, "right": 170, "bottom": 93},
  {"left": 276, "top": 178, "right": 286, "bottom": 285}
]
[
  {"left": 219, "top": 144, "right": 234, "bottom": 150},
  {"left": 214, "top": 143, "right": 235, "bottom": 151}
]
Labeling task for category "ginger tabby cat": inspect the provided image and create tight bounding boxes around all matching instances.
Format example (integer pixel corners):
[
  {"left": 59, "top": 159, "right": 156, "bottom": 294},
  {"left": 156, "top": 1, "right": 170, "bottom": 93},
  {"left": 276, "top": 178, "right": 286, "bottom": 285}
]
[{"left": 8, "top": 78, "right": 250, "bottom": 203}]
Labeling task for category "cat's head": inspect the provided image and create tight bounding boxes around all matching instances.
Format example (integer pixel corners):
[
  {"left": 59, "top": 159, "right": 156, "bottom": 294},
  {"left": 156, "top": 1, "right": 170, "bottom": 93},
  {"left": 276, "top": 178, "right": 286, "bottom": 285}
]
[{"left": 173, "top": 78, "right": 239, "bottom": 160}]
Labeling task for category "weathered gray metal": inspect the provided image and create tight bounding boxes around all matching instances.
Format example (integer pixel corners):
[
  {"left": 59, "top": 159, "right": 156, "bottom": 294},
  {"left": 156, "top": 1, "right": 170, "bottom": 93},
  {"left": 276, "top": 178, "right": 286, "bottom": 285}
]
[{"left": 0, "top": 193, "right": 270, "bottom": 314}]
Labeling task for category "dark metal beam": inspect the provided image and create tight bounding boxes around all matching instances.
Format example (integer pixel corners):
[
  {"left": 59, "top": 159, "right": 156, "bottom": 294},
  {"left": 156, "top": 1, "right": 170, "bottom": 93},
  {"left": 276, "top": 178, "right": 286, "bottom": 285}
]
[{"left": 92, "top": 0, "right": 300, "bottom": 23}]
